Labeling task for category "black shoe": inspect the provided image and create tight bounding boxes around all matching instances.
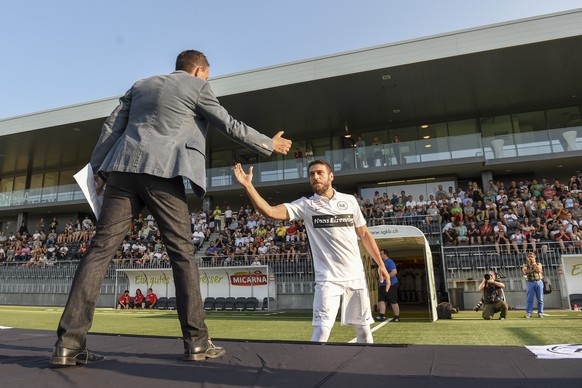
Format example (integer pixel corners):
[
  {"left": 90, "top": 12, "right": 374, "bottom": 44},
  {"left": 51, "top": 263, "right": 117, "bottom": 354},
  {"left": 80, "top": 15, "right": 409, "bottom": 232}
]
[
  {"left": 389, "top": 316, "right": 400, "bottom": 322},
  {"left": 375, "top": 315, "right": 387, "bottom": 322},
  {"left": 183, "top": 340, "right": 225, "bottom": 361},
  {"left": 50, "top": 346, "right": 105, "bottom": 366}
]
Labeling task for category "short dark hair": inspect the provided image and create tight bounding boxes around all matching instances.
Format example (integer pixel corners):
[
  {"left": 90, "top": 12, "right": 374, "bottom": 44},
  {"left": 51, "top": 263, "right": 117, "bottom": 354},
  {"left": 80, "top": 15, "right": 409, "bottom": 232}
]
[
  {"left": 307, "top": 159, "right": 332, "bottom": 174},
  {"left": 175, "top": 50, "right": 209, "bottom": 73}
]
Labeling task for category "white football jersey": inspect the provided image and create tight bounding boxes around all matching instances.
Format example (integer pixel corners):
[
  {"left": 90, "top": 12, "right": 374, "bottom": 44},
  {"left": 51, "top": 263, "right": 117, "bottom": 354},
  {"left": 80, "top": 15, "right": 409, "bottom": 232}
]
[{"left": 284, "top": 190, "right": 366, "bottom": 281}]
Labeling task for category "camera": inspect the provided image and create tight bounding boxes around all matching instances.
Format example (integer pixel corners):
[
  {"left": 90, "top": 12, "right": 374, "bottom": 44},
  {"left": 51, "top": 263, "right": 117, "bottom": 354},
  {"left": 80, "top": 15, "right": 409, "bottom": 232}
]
[
  {"left": 483, "top": 271, "right": 506, "bottom": 281},
  {"left": 474, "top": 298, "right": 484, "bottom": 312}
]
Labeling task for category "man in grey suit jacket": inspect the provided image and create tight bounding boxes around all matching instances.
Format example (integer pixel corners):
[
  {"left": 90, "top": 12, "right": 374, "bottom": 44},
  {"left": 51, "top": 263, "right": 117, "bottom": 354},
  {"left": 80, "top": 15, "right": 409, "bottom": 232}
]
[{"left": 51, "top": 50, "right": 292, "bottom": 366}]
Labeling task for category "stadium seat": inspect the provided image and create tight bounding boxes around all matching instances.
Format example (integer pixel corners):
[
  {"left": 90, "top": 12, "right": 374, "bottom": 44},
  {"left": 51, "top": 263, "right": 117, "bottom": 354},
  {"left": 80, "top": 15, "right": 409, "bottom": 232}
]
[
  {"left": 213, "top": 297, "right": 226, "bottom": 310},
  {"left": 245, "top": 297, "right": 259, "bottom": 311},
  {"left": 203, "top": 297, "right": 215, "bottom": 310},
  {"left": 224, "top": 297, "right": 236, "bottom": 311},
  {"left": 166, "top": 297, "right": 177, "bottom": 310},
  {"left": 156, "top": 297, "right": 168, "bottom": 310},
  {"left": 234, "top": 297, "right": 247, "bottom": 311}
]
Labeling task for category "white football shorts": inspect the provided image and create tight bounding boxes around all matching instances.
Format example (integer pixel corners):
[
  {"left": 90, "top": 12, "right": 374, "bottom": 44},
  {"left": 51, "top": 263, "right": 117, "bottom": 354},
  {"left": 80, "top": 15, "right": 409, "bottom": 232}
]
[{"left": 312, "top": 277, "right": 374, "bottom": 328}]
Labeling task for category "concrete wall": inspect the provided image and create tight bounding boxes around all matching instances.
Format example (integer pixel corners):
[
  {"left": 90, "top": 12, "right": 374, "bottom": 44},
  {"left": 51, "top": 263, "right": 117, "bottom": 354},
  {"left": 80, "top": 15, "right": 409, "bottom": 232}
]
[
  {"left": 0, "top": 292, "right": 118, "bottom": 308},
  {"left": 277, "top": 293, "right": 314, "bottom": 310}
]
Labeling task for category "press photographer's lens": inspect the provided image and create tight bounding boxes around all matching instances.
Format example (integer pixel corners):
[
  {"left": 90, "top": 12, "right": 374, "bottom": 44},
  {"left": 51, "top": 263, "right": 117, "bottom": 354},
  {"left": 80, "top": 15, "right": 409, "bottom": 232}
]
[{"left": 484, "top": 274, "right": 491, "bottom": 280}]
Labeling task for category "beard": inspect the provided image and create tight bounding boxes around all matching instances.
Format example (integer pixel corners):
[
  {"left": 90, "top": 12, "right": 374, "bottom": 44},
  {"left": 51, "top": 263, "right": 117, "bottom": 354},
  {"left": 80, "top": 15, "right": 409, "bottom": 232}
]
[{"left": 311, "top": 180, "right": 331, "bottom": 196}]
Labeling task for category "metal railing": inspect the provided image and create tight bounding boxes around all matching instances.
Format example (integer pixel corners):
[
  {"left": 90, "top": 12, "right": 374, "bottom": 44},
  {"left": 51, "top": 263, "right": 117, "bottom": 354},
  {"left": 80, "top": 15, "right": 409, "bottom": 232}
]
[
  {"left": 0, "top": 254, "right": 316, "bottom": 296},
  {"left": 441, "top": 242, "right": 574, "bottom": 294}
]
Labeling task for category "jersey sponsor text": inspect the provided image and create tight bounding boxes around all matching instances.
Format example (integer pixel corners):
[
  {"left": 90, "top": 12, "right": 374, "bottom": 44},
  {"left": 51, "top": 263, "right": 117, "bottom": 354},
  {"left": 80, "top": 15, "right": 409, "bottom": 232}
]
[{"left": 312, "top": 214, "right": 354, "bottom": 228}]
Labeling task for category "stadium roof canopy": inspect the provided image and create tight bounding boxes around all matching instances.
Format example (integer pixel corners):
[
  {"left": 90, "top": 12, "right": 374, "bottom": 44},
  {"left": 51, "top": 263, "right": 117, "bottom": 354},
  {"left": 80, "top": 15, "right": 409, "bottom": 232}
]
[{"left": 1, "top": 9, "right": 582, "bottom": 179}]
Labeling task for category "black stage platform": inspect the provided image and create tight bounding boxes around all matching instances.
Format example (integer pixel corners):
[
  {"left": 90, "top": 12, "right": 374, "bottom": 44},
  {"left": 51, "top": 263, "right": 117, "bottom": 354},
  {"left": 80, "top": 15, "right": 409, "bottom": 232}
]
[{"left": 1, "top": 328, "right": 580, "bottom": 387}]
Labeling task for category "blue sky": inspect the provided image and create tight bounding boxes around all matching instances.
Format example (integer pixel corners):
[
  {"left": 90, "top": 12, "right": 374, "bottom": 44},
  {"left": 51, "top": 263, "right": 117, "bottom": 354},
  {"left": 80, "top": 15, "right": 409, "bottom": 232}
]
[{"left": 1, "top": 0, "right": 581, "bottom": 119}]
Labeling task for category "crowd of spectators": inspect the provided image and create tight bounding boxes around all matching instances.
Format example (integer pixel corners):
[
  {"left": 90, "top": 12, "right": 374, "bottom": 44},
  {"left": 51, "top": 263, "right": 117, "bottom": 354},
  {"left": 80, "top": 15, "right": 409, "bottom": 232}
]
[
  {"left": 0, "top": 205, "right": 312, "bottom": 268},
  {"left": 195, "top": 205, "right": 311, "bottom": 267},
  {"left": 92, "top": 205, "right": 311, "bottom": 268},
  {"left": 357, "top": 174, "right": 582, "bottom": 254},
  {"left": 0, "top": 216, "right": 94, "bottom": 267},
  {"left": 3, "top": 173, "right": 582, "bottom": 267}
]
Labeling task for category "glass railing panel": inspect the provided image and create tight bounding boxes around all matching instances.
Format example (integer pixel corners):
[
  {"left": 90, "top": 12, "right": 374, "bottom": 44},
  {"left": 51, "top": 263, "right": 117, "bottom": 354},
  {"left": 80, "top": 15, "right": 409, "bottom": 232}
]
[
  {"left": 56, "top": 184, "right": 77, "bottom": 202},
  {"left": 400, "top": 141, "right": 419, "bottom": 164},
  {"left": 261, "top": 159, "right": 303, "bottom": 182},
  {"left": 73, "top": 189, "right": 86, "bottom": 201},
  {"left": 418, "top": 137, "right": 451, "bottom": 162},
  {"left": 27, "top": 188, "right": 43, "bottom": 204},
  {"left": 513, "top": 131, "right": 552, "bottom": 156},
  {"left": 0, "top": 190, "right": 25, "bottom": 207},
  {"left": 208, "top": 167, "right": 233, "bottom": 188},
  {"left": 378, "top": 144, "right": 398, "bottom": 166},
  {"left": 40, "top": 186, "right": 59, "bottom": 203},
  {"left": 449, "top": 134, "right": 483, "bottom": 159},
  {"left": 207, "top": 154, "right": 333, "bottom": 188},
  {"left": 326, "top": 148, "right": 357, "bottom": 172},
  {"left": 0, "top": 185, "right": 86, "bottom": 209},
  {"left": 548, "top": 126, "right": 582, "bottom": 152},
  {"left": 483, "top": 126, "right": 581, "bottom": 160}
]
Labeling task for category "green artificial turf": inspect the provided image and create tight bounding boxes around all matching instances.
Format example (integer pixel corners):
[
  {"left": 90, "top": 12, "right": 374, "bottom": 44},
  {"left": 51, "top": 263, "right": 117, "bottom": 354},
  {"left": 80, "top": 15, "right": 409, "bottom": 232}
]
[{"left": 1, "top": 306, "right": 580, "bottom": 346}]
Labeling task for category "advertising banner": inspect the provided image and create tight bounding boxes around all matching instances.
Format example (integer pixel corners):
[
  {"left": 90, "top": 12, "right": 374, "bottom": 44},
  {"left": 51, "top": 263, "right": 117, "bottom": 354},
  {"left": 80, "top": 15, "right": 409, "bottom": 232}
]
[{"left": 116, "top": 266, "right": 275, "bottom": 301}]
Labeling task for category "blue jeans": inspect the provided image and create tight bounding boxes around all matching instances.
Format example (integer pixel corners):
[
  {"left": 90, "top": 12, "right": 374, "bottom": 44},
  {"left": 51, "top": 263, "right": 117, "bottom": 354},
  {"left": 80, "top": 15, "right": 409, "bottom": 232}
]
[
  {"left": 526, "top": 280, "right": 544, "bottom": 315},
  {"left": 56, "top": 172, "right": 208, "bottom": 351}
]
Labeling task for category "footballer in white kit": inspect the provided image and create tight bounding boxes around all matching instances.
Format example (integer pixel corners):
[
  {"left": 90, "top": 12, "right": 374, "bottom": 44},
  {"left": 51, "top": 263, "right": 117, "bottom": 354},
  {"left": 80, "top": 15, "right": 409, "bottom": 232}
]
[
  {"left": 285, "top": 191, "right": 375, "bottom": 329},
  {"left": 234, "top": 159, "right": 389, "bottom": 343}
]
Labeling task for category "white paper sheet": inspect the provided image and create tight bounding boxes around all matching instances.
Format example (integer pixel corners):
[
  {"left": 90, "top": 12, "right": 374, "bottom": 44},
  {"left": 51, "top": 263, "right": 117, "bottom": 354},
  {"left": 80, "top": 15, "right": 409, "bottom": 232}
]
[
  {"left": 74, "top": 163, "right": 103, "bottom": 220},
  {"left": 526, "top": 344, "right": 582, "bottom": 359}
]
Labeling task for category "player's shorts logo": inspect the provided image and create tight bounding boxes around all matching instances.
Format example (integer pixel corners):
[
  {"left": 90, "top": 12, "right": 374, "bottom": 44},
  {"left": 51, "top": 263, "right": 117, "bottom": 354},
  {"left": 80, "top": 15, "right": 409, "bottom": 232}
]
[{"left": 337, "top": 201, "right": 348, "bottom": 210}]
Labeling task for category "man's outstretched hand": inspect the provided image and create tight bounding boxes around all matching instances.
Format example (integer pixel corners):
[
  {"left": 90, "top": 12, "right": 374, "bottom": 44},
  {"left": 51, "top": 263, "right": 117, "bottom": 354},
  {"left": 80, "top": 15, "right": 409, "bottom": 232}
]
[
  {"left": 234, "top": 163, "right": 253, "bottom": 189},
  {"left": 272, "top": 131, "right": 292, "bottom": 155}
]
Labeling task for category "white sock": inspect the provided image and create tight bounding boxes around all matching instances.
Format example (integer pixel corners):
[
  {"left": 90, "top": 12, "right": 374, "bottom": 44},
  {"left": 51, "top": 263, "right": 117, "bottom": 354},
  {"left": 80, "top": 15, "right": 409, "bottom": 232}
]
[
  {"left": 310, "top": 326, "right": 332, "bottom": 342},
  {"left": 355, "top": 325, "right": 374, "bottom": 343}
]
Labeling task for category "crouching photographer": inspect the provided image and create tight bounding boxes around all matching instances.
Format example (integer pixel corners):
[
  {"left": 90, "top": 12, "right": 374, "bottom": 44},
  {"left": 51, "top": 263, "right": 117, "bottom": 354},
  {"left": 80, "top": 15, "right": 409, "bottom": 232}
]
[{"left": 479, "top": 271, "right": 508, "bottom": 320}]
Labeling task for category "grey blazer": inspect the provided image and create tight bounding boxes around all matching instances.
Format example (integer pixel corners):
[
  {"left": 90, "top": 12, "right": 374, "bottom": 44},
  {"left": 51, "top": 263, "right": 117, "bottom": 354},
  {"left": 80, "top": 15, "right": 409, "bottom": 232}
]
[{"left": 90, "top": 70, "right": 273, "bottom": 197}]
